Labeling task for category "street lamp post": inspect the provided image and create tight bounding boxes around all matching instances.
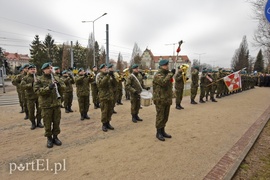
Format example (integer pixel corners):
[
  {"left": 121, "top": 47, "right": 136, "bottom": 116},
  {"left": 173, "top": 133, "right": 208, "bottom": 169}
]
[{"left": 82, "top": 13, "right": 107, "bottom": 66}]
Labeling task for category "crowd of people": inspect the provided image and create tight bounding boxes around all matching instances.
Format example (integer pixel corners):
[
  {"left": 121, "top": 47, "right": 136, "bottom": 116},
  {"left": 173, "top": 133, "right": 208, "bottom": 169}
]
[{"left": 11, "top": 60, "right": 258, "bottom": 147}]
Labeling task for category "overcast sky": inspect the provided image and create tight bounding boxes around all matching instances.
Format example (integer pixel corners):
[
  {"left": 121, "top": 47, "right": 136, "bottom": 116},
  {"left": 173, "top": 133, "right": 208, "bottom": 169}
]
[{"left": 0, "top": 0, "right": 260, "bottom": 68}]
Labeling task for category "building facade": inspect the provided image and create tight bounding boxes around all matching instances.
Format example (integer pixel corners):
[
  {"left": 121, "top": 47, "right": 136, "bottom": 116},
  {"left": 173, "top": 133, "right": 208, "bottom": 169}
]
[{"left": 4, "top": 52, "right": 30, "bottom": 73}]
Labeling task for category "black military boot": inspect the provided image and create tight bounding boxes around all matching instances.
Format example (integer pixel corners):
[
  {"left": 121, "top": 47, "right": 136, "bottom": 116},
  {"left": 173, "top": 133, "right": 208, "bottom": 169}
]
[
  {"left": 211, "top": 98, "right": 217, "bottom": 102},
  {"left": 94, "top": 103, "right": 98, "bottom": 109},
  {"left": 20, "top": 106, "right": 24, "bottom": 113},
  {"left": 65, "top": 107, "right": 69, "bottom": 113},
  {"left": 199, "top": 98, "right": 205, "bottom": 103},
  {"left": 47, "top": 136, "right": 53, "bottom": 148},
  {"left": 53, "top": 135, "right": 62, "bottom": 146},
  {"left": 37, "top": 119, "right": 44, "bottom": 128},
  {"left": 179, "top": 104, "right": 184, "bottom": 109},
  {"left": 156, "top": 129, "right": 165, "bottom": 141},
  {"left": 191, "top": 99, "right": 198, "bottom": 104},
  {"left": 118, "top": 100, "right": 123, "bottom": 105},
  {"left": 80, "top": 113, "right": 84, "bottom": 120},
  {"left": 24, "top": 111, "right": 29, "bottom": 120},
  {"left": 136, "top": 114, "right": 143, "bottom": 121},
  {"left": 106, "top": 122, "right": 114, "bottom": 130},
  {"left": 175, "top": 104, "right": 181, "bottom": 110},
  {"left": 68, "top": 106, "right": 73, "bottom": 112},
  {"left": 132, "top": 114, "right": 137, "bottom": 123},
  {"left": 84, "top": 113, "right": 90, "bottom": 119},
  {"left": 102, "top": 123, "right": 108, "bottom": 132},
  {"left": 161, "top": 127, "right": 172, "bottom": 138},
  {"left": 113, "top": 108, "right": 117, "bottom": 114},
  {"left": 30, "top": 120, "right": 36, "bottom": 130}
]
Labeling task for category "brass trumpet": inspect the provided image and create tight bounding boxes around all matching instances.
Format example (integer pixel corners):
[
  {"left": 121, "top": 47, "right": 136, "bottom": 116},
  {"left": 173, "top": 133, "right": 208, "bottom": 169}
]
[{"left": 180, "top": 64, "right": 189, "bottom": 83}]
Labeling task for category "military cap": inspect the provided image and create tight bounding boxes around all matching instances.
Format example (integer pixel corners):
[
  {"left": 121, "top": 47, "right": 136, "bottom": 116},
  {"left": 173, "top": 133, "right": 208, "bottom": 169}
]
[
  {"left": 193, "top": 66, "right": 199, "bottom": 70},
  {"left": 202, "top": 69, "right": 207, "bottom": 73},
  {"left": 41, "top": 62, "right": 51, "bottom": 70},
  {"left": 218, "top": 68, "right": 223, "bottom": 71},
  {"left": 28, "top": 64, "right": 36, "bottom": 69},
  {"left": 19, "top": 67, "right": 23, "bottom": 72},
  {"left": 78, "top": 68, "right": 84, "bottom": 72},
  {"left": 99, "top": 64, "right": 106, "bottom": 69},
  {"left": 159, "top": 59, "right": 169, "bottom": 66},
  {"left": 208, "top": 69, "right": 213, "bottom": 73},
  {"left": 62, "top": 70, "right": 67, "bottom": 74},
  {"left": 107, "top": 64, "right": 113, "bottom": 68},
  {"left": 132, "top": 64, "right": 139, "bottom": 69},
  {"left": 54, "top": 66, "right": 60, "bottom": 70},
  {"left": 22, "top": 64, "right": 29, "bottom": 69}
]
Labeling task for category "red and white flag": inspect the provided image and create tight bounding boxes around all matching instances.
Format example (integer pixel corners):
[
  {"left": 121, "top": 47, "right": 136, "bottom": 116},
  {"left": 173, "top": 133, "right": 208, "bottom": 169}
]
[{"left": 223, "top": 70, "right": 242, "bottom": 92}]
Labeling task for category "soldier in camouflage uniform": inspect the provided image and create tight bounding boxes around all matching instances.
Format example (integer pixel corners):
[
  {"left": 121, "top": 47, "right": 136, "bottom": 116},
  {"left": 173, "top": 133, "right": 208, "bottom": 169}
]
[
  {"left": 54, "top": 67, "right": 64, "bottom": 107},
  {"left": 174, "top": 66, "right": 189, "bottom": 110},
  {"left": 21, "top": 64, "right": 30, "bottom": 119},
  {"left": 199, "top": 68, "right": 207, "bottom": 103},
  {"left": 126, "top": 64, "right": 149, "bottom": 123},
  {"left": 205, "top": 70, "right": 217, "bottom": 102},
  {"left": 21, "top": 64, "right": 44, "bottom": 130},
  {"left": 190, "top": 66, "right": 199, "bottom": 104},
  {"left": 75, "top": 68, "right": 94, "bottom": 120},
  {"left": 12, "top": 67, "right": 24, "bottom": 113},
  {"left": 96, "top": 64, "right": 116, "bottom": 132},
  {"left": 91, "top": 65, "right": 100, "bottom": 109},
  {"left": 107, "top": 64, "right": 118, "bottom": 114},
  {"left": 153, "top": 60, "right": 175, "bottom": 141},
  {"left": 34, "top": 62, "right": 66, "bottom": 148},
  {"left": 116, "top": 70, "right": 124, "bottom": 105},
  {"left": 61, "top": 70, "right": 75, "bottom": 113},
  {"left": 216, "top": 68, "right": 224, "bottom": 98}
]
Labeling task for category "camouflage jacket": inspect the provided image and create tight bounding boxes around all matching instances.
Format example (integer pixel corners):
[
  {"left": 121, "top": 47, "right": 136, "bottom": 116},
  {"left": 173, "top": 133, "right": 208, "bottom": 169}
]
[
  {"left": 34, "top": 74, "right": 65, "bottom": 109},
  {"left": 96, "top": 72, "right": 116, "bottom": 101},
  {"left": 174, "top": 71, "right": 185, "bottom": 89},
  {"left": 126, "top": 72, "right": 145, "bottom": 95},
  {"left": 152, "top": 68, "right": 173, "bottom": 105},
  {"left": 191, "top": 70, "right": 199, "bottom": 88},
  {"left": 61, "top": 76, "right": 74, "bottom": 93},
  {"left": 200, "top": 73, "right": 207, "bottom": 87},
  {"left": 21, "top": 74, "right": 38, "bottom": 100},
  {"left": 75, "top": 75, "right": 94, "bottom": 96},
  {"left": 91, "top": 71, "right": 99, "bottom": 91},
  {"left": 11, "top": 74, "right": 23, "bottom": 90}
]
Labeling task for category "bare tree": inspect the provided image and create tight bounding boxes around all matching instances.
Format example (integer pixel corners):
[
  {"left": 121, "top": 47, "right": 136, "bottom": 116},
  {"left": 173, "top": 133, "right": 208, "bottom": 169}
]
[
  {"left": 130, "top": 42, "right": 141, "bottom": 66},
  {"left": 231, "top": 36, "right": 249, "bottom": 71}
]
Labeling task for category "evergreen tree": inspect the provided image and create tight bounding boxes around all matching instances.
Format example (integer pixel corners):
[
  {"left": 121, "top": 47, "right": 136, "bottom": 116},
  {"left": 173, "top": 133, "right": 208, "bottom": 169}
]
[
  {"left": 43, "top": 33, "right": 58, "bottom": 64},
  {"left": 29, "top": 35, "right": 47, "bottom": 75},
  {"left": 130, "top": 42, "right": 141, "bottom": 66},
  {"left": 254, "top": 49, "right": 264, "bottom": 72}
]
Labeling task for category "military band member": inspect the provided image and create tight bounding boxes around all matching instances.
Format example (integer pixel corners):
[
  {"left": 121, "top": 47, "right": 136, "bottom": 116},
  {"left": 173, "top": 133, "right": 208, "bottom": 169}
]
[
  {"left": 61, "top": 70, "right": 75, "bottom": 113},
  {"left": 34, "top": 62, "right": 65, "bottom": 148},
  {"left": 174, "top": 66, "right": 189, "bottom": 109},
  {"left": 54, "top": 67, "right": 64, "bottom": 107},
  {"left": 116, "top": 70, "right": 124, "bottom": 105},
  {"left": 107, "top": 64, "right": 118, "bottom": 114},
  {"left": 91, "top": 65, "right": 100, "bottom": 109},
  {"left": 96, "top": 64, "right": 116, "bottom": 132},
  {"left": 199, "top": 68, "right": 207, "bottom": 103},
  {"left": 75, "top": 68, "right": 94, "bottom": 120},
  {"left": 126, "top": 64, "right": 148, "bottom": 123},
  {"left": 21, "top": 64, "right": 43, "bottom": 130},
  {"left": 12, "top": 67, "right": 24, "bottom": 113},
  {"left": 205, "top": 70, "right": 217, "bottom": 102},
  {"left": 153, "top": 60, "right": 175, "bottom": 141},
  {"left": 190, "top": 66, "right": 199, "bottom": 104}
]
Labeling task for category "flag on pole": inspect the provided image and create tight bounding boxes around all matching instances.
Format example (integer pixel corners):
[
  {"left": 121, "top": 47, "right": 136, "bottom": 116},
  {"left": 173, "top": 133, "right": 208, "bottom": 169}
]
[{"left": 223, "top": 70, "right": 241, "bottom": 92}]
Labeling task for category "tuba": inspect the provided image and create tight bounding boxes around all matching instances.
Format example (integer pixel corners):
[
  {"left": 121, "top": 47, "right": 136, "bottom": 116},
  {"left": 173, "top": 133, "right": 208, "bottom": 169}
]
[
  {"left": 180, "top": 64, "right": 189, "bottom": 83},
  {"left": 123, "top": 68, "right": 130, "bottom": 80}
]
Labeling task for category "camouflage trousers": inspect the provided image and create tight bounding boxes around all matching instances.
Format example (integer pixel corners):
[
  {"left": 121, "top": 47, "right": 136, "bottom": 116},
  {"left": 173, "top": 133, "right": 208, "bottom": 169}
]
[
  {"left": 205, "top": 85, "right": 214, "bottom": 99},
  {"left": 100, "top": 99, "right": 114, "bottom": 123},
  {"left": 17, "top": 89, "right": 23, "bottom": 108},
  {"left": 91, "top": 88, "right": 99, "bottom": 104},
  {"left": 41, "top": 107, "right": 61, "bottom": 137},
  {"left": 190, "top": 85, "right": 198, "bottom": 100},
  {"left": 200, "top": 85, "right": 206, "bottom": 99},
  {"left": 130, "top": 94, "right": 141, "bottom": 115},
  {"left": 155, "top": 104, "right": 171, "bottom": 129},
  {"left": 63, "top": 92, "right": 73, "bottom": 108},
  {"left": 117, "top": 89, "right": 123, "bottom": 102},
  {"left": 175, "top": 88, "right": 184, "bottom": 104},
  {"left": 77, "top": 95, "right": 89, "bottom": 113},
  {"left": 27, "top": 98, "right": 41, "bottom": 122}
]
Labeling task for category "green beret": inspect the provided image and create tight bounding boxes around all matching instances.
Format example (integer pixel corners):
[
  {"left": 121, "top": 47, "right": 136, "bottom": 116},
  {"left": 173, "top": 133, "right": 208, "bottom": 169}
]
[
  {"left": 22, "top": 64, "right": 29, "bottom": 69},
  {"left": 193, "top": 66, "right": 199, "bottom": 70},
  {"left": 132, "top": 64, "right": 139, "bottom": 69},
  {"left": 62, "top": 70, "right": 67, "bottom": 74},
  {"left": 159, "top": 59, "right": 169, "bottom": 66},
  {"left": 218, "top": 68, "right": 223, "bottom": 71},
  {"left": 202, "top": 70, "right": 207, "bottom": 73},
  {"left": 78, "top": 68, "right": 84, "bottom": 72},
  {"left": 19, "top": 67, "right": 23, "bottom": 72},
  {"left": 99, "top": 64, "right": 106, "bottom": 69},
  {"left": 208, "top": 69, "right": 213, "bottom": 73},
  {"left": 107, "top": 64, "right": 113, "bottom": 68},
  {"left": 41, "top": 62, "right": 51, "bottom": 70},
  {"left": 28, "top": 64, "right": 36, "bottom": 69}
]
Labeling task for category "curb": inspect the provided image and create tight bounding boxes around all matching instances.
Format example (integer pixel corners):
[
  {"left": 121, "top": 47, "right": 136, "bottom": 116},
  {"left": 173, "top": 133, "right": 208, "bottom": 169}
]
[{"left": 203, "top": 105, "right": 270, "bottom": 180}]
